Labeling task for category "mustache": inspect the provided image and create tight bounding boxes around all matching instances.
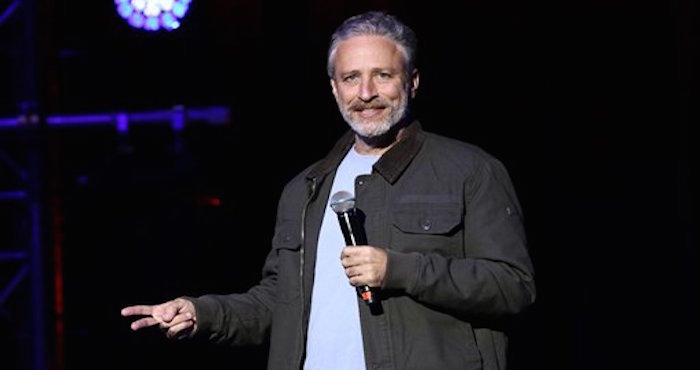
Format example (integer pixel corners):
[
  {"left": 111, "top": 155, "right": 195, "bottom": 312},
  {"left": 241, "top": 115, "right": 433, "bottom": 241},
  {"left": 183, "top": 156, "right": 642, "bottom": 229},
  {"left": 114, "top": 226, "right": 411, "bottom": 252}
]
[{"left": 349, "top": 100, "right": 388, "bottom": 111}]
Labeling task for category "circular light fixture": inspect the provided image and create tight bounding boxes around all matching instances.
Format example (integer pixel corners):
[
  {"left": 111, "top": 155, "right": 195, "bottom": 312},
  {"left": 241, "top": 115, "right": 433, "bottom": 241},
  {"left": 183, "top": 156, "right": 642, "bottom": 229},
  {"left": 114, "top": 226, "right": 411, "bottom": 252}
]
[{"left": 115, "top": 0, "right": 191, "bottom": 31}]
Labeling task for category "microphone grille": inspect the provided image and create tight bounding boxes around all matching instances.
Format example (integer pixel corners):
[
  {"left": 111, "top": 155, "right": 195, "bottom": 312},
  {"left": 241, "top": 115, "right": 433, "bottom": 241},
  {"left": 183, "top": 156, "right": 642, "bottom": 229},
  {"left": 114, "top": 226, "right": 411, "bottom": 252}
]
[{"left": 330, "top": 190, "right": 355, "bottom": 213}]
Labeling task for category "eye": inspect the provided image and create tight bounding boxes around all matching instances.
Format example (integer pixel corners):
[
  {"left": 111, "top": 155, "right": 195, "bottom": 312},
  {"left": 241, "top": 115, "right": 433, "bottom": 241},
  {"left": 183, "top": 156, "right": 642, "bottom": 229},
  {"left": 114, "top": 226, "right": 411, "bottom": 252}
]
[
  {"left": 378, "top": 72, "right": 392, "bottom": 79},
  {"left": 342, "top": 74, "right": 359, "bottom": 83}
]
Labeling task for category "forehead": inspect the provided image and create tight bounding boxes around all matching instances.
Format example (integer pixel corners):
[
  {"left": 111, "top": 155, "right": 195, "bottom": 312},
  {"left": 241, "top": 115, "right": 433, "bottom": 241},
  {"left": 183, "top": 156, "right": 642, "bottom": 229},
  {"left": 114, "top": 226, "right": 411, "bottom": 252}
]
[{"left": 334, "top": 35, "right": 405, "bottom": 73}]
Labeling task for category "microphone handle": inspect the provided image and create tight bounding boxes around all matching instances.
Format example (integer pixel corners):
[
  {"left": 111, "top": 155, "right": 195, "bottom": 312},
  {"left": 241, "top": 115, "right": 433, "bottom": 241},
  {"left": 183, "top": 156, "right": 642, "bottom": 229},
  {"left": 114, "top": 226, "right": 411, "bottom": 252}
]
[{"left": 337, "top": 211, "right": 375, "bottom": 305}]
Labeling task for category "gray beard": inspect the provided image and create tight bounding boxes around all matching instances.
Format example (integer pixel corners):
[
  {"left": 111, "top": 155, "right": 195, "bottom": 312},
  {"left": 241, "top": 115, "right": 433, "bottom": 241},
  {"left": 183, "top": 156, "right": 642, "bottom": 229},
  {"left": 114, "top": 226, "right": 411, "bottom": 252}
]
[{"left": 338, "top": 93, "right": 408, "bottom": 139}]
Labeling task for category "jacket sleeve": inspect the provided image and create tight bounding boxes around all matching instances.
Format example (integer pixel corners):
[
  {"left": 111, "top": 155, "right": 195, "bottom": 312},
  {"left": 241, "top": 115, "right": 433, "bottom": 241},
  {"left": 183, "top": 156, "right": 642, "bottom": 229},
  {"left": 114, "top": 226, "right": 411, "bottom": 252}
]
[
  {"left": 186, "top": 166, "right": 312, "bottom": 347},
  {"left": 187, "top": 245, "right": 278, "bottom": 346},
  {"left": 383, "top": 156, "right": 536, "bottom": 316}
]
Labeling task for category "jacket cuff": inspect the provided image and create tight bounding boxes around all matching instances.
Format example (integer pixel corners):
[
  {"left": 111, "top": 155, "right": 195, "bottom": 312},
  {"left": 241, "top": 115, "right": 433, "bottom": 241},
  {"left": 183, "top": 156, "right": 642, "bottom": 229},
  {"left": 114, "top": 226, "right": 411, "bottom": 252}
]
[
  {"left": 383, "top": 249, "right": 420, "bottom": 293},
  {"left": 186, "top": 295, "right": 219, "bottom": 340}
]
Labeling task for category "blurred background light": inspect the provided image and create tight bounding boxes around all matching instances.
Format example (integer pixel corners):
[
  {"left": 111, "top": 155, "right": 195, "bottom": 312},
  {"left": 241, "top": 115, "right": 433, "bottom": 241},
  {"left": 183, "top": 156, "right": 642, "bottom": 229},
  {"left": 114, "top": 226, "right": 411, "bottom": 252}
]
[{"left": 115, "top": 0, "right": 190, "bottom": 31}]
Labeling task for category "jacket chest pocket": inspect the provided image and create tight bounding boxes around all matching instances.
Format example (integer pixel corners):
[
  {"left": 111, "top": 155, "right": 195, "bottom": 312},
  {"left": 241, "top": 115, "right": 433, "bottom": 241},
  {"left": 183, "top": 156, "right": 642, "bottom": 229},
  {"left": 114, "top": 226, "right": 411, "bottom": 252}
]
[
  {"left": 391, "top": 202, "right": 464, "bottom": 257},
  {"left": 271, "top": 221, "right": 302, "bottom": 303}
]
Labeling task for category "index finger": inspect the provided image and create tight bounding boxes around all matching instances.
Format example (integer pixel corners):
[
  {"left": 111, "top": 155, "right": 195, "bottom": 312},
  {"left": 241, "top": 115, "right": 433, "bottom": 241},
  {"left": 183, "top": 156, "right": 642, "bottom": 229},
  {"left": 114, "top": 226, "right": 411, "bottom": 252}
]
[
  {"left": 340, "top": 246, "right": 358, "bottom": 258},
  {"left": 121, "top": 305, "right": 155, "bottom": 317}
]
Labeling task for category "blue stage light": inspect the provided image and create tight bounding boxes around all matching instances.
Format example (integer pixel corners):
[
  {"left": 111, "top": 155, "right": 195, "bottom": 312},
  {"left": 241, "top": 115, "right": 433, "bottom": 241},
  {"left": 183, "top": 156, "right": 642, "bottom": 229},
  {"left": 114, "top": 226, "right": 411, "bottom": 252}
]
[{"left": 115, "top": 0, "right": 190, "bottom": 32}]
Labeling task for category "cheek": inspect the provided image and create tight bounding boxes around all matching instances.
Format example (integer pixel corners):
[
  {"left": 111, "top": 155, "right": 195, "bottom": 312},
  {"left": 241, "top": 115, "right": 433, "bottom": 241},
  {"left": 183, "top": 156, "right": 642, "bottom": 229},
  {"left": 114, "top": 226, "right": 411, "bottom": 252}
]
[
  {"left": 379, "top": 85, "right": 403, "bottom": 100},
  {"left": 335, "top": 89, "right": 356, "bottom": 104}
]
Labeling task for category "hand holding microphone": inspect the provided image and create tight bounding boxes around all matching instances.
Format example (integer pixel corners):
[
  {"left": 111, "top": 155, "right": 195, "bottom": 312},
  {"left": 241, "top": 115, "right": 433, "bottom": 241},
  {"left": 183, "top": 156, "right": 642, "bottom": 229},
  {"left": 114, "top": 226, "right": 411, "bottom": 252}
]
[{"left": 330, "top": 190, "right": 385, "bottom": 305}]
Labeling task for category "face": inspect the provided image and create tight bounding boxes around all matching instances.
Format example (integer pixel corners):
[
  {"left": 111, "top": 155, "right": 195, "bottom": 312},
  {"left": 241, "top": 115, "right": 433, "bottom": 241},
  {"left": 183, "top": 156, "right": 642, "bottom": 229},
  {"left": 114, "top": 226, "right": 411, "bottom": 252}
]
[{"left": 330, "top": 35, "right": 418, "bottom": 139}]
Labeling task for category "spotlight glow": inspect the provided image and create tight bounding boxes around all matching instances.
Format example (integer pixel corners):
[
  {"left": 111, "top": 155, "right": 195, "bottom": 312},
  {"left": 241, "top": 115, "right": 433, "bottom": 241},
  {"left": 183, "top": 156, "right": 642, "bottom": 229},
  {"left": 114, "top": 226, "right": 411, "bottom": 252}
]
[{"left": 115, "top": 0, "right": 190, "bottom": 31}]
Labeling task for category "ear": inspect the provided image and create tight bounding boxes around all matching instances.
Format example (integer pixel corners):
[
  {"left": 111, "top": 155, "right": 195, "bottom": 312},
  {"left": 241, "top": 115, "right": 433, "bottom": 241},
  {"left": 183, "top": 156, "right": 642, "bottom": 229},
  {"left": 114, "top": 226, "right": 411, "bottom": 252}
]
[
  {"left": 330, "top": 78, "right": 339, "bottom": 99},
  {"left": 410, "top": 69, "right": 420, "bottom": 98}
]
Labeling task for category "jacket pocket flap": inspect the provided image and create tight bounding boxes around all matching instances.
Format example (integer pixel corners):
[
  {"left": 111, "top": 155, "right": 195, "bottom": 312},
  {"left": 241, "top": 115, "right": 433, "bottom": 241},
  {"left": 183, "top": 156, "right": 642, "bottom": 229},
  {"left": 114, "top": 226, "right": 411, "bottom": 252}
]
[
  {"left": 272, "top": 221, "right": 302, "bottom": 251},
  {"left": 393, "top": 203, "right": 463, "bottom": 234}
]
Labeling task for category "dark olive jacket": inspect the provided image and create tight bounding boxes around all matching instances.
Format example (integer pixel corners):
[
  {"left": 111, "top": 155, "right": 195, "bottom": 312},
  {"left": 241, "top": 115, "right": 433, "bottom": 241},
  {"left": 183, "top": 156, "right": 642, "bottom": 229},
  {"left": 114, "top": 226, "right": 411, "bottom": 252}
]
[{"left": 191, "top": 120, "right": 536, "bottom": 370}]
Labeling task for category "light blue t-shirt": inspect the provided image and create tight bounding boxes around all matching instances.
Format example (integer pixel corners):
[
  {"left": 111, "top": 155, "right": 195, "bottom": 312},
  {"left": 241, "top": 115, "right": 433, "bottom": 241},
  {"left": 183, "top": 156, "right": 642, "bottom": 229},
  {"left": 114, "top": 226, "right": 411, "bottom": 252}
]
[{"left": 303, "top": 146, "right": 380, "bottom": 370}]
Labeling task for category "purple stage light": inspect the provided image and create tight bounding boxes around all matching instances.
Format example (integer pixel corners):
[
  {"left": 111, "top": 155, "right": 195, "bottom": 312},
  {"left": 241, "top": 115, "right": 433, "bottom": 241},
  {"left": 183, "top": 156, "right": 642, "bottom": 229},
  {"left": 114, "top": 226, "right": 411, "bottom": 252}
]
[{"left": 115, "top": 0, "right": 190, "bottom": 32}]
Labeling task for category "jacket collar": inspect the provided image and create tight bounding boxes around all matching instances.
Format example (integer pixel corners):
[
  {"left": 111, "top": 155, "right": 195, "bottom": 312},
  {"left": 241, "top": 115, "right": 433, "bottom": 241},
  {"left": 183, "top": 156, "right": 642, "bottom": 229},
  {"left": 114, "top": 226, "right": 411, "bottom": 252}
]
[{"left": 307, "top": 120, "right": 425, "bottom": 185}]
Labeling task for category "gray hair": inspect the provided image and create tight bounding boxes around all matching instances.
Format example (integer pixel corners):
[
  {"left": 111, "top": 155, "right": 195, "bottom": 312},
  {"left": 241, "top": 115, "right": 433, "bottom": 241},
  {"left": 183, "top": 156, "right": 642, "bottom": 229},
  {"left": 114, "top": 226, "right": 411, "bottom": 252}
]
[{"left": 327, "top": 11, "right": 418, "bottom": 79}]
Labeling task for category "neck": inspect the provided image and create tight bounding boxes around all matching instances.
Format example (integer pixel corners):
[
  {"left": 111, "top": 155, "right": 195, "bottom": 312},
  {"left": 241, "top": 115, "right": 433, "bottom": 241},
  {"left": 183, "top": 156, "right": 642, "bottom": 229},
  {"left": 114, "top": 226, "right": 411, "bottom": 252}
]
[{"left": 353, "top": 139, "right": 395, "bottom": 156}]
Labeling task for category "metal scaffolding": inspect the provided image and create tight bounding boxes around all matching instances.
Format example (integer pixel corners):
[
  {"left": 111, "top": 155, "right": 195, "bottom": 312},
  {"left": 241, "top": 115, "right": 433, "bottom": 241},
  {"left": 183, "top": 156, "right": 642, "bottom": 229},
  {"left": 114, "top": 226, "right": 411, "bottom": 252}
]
[
  {"left": 1, "top": 1, "right": 231, "bottom": 368},
  {"left": 0, "top": 123, "right": 44, "bottom": 370},
  {"left": 0, "top": 105, "right": 231, "bottom": 370}
]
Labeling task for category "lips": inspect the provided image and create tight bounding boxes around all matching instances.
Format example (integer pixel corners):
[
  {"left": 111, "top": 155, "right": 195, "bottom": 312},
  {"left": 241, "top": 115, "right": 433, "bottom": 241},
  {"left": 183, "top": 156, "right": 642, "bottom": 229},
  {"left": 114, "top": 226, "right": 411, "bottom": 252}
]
[
  {"left": 356, "top": 107, "right": 384, "bottom": 118},
  {"left": 351, "top": 102, "right": 386, "bottom": 115}
]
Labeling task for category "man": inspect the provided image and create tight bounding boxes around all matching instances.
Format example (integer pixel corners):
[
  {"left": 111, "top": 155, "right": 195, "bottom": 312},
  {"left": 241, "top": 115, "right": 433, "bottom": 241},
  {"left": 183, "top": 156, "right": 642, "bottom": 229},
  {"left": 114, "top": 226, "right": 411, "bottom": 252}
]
[{"left": 122, "top": 10, "right": 536, "bottom": 370}]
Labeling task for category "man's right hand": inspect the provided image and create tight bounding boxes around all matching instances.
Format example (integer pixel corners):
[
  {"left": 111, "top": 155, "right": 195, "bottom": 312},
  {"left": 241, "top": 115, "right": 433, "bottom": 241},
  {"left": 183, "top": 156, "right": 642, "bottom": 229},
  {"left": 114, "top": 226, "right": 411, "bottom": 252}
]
[{"left": 121, "top": 297, "right": 197, "bottom": 339}]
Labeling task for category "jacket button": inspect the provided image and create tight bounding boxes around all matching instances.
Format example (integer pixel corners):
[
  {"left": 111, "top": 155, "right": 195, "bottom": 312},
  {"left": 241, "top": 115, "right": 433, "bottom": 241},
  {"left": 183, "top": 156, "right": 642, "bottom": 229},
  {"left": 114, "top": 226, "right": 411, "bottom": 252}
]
[
  {"left": 283, "top": 235, "right": 292, "bottom": 242},
  {"left": 421, "top": 219, "right": 432, "bottom": 231}
]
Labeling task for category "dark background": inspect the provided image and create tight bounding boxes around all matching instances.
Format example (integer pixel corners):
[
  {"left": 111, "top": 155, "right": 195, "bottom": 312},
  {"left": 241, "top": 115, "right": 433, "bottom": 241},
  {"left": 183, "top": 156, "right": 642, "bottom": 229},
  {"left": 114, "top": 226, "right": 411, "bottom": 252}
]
[{"left": 0, "top": 0, "right": 697, "bottom": 369}]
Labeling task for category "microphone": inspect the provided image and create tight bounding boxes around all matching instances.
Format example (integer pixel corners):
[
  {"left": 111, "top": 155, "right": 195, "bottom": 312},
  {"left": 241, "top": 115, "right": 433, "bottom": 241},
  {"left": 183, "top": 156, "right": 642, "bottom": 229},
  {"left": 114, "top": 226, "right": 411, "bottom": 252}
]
[{"left": 330, "top": 190, "right": 375, "bottom": 305}]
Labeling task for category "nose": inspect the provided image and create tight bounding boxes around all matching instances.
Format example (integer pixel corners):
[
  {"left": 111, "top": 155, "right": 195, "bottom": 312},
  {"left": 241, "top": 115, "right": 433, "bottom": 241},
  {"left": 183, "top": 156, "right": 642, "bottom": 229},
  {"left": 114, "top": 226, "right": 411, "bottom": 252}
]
[{"left": 358, "top": 77, "right": 377, "bottom": 102}]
